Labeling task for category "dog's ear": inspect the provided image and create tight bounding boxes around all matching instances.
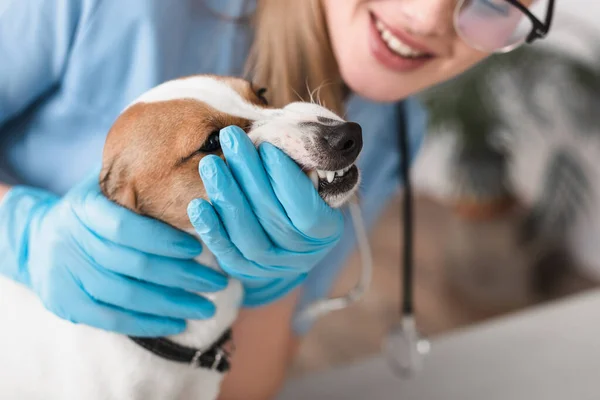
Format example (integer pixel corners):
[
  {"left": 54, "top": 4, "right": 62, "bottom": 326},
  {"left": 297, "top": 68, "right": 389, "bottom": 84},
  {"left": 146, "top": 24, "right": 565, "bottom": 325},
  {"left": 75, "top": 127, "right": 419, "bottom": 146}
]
[
  {"left": 256, "top": 87, "right": 268, "bottom": 105},
  {"left": 99, "top": 162, "right": 139, "bottom": 212},
  {"left": 247, "top": 79, "right": 269, "bottom": 105}
]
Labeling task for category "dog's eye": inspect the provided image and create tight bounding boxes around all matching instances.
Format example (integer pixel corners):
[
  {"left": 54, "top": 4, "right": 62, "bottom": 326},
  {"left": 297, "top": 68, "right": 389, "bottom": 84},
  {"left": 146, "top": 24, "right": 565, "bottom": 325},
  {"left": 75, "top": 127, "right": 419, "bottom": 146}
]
[
  {"left": 256, "top": 88, "right": 268, "bottom": 105},
  {"left": 199, "top": 131, "right": 221, "bottom": 153}
]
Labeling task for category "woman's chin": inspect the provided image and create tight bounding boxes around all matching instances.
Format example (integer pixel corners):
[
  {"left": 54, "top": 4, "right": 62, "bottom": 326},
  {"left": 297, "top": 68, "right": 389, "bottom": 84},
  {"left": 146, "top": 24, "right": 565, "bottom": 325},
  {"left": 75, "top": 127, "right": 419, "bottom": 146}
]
[
  {"left": 339, "top": 60, "right": 418, "bottom": 103},
  {"left": 341, "top": 69, "right": 414, "bottom": 103}
]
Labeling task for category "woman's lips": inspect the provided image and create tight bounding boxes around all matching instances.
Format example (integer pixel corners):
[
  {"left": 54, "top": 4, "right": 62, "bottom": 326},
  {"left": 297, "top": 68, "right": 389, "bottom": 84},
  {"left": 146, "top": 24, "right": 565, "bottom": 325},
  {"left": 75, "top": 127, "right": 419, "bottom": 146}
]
[{"left": 368, "top": 12, "right": 435, "bottom": 73}]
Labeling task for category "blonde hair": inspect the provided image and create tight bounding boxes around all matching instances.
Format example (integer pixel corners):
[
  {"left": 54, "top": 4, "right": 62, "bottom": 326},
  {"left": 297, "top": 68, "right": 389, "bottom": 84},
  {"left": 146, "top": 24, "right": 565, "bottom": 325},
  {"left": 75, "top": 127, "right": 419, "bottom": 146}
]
[{"left": 245, "top": 0, "right": 345, "bottom": 115}]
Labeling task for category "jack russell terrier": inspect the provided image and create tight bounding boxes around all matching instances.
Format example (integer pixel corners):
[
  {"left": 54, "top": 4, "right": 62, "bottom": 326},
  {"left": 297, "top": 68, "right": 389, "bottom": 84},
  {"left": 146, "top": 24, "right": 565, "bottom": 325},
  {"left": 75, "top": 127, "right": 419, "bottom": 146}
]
[{"left": 0, "top": 75, "right": 362, "bottom": 400}]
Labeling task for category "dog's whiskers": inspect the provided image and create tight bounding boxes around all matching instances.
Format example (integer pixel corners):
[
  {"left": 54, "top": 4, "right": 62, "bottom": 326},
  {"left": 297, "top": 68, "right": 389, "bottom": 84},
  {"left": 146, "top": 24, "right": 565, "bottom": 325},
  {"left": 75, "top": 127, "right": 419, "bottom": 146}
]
[
  {"left": 303, "top": 79, "right": 333, "bottom": 109},
  {"left": 156, "top": 199, "right": 175, "bottom": 221},
  {"left": 290, "top": 86, "right": 305, "bottom": 102},
  {"left": 304, "top": 78, "right": 315, "bottom": 104}
]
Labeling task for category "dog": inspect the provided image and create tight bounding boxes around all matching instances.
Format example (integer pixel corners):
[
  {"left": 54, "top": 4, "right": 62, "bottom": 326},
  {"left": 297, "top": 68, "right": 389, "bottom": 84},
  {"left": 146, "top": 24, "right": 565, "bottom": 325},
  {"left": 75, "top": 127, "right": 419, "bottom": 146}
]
[{"left": 0, "top": 75, "right": 362, "bottom": 399}]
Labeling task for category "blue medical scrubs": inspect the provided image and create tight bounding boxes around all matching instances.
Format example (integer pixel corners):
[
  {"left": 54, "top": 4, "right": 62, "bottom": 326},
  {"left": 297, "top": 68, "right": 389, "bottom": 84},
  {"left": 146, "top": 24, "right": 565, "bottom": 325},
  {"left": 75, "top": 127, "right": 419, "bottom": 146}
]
[{"left": 0, "top": 0, "right": 426, "bottom": 334}]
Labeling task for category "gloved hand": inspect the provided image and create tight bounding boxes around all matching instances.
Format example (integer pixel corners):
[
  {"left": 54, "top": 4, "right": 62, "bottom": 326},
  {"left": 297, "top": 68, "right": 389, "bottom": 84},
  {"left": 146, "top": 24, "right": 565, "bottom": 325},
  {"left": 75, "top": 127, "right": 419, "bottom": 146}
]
[
  {"left": 0, "top": 170, "right": 228, "bottom": 337},
  {"left": 187, "top": 126, "right": 344, "bottom": 307}
]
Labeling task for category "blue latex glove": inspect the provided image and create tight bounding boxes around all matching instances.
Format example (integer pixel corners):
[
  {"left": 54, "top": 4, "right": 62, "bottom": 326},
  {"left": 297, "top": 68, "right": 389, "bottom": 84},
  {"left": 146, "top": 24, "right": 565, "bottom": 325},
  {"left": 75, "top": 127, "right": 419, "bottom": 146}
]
[
  {"left": 187, "top": 126, "right": 344, "bottom": 307},
  {"left": 0, "top": 170, "right": 228, "bottom": 337}
]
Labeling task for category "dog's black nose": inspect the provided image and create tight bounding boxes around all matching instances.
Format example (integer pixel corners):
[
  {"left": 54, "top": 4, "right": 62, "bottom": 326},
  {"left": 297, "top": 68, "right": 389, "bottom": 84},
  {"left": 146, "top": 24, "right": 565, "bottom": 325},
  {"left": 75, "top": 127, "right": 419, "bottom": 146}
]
[{"left": 322, "top": 122, "right": 363, "bottom": 158}]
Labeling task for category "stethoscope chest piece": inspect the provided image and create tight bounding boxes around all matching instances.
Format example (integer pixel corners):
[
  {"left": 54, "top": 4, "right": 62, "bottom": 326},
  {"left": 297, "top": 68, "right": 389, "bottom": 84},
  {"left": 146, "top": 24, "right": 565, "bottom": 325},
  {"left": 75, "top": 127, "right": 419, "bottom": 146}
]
[{"left": 384, "top": 316, "right": 431, "bottom": 378}]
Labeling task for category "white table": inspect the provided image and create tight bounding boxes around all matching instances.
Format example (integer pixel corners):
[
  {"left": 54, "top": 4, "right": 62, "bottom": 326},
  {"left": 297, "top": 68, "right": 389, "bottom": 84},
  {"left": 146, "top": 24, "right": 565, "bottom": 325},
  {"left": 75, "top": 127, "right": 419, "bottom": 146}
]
[{"left": 278, "top": 290, "right": 600, "bottom": 400}]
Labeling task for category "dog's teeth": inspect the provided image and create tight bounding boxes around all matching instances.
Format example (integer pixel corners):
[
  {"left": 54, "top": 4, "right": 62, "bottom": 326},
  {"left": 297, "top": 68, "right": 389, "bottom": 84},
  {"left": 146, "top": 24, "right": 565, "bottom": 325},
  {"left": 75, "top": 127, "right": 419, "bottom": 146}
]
[
  {"left": 316, "top": 168, "right": 352, "bottom": 182},
  {"left": 326, "top": 171, "right": 335, "bottom": 183},
  {"left": 309, "top": 170, "right": 319, "bottom": 189}
]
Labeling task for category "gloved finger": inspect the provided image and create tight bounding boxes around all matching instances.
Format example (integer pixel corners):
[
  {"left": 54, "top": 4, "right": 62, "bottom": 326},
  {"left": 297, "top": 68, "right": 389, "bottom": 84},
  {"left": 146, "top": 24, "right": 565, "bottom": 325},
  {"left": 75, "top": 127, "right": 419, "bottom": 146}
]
[
  {"left": 219, "top": 126, "right": 299, "bottom": 249},
  {"left": 78, "top": 264, "right": 217, "bottom": 320},
  {"left": 199, "top": 155, "right": 277, "bottom": 264},
  {"left": 188, "top": 198, "right": 296, "bottom": 279},
  {"left": 43, "top": 261, "right": 187, "bottom": 337},
  {"left": 89, "top": 239, "right": 228, "bottom": 293},
  {"left": 73, "top": 171, "right": 202, "bottom": 259},
  {"left": 189, "top": 169, "right": 322, "bottom": 272},
  {"left": 72, "top": 297, "right": 186, "bottom": 337},
  {"left": 259, "top": 143, "right": 344, "bottom": 241}
]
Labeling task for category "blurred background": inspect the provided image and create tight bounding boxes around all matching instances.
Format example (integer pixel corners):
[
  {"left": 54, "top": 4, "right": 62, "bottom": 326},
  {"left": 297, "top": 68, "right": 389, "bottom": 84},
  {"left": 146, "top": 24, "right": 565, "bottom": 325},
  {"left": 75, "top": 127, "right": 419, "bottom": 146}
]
[{"left": 291, "top": 1, "right": 600, "bottom": 377}]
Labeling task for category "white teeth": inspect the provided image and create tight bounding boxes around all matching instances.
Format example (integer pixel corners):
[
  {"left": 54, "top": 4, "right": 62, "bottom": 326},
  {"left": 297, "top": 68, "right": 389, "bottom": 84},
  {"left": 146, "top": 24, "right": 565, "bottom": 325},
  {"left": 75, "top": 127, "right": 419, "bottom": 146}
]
[
  {"left": 374, "top": 17, "right": 427, "bottom": 58},
  {"left": 315, "top": 165, "right": 354, "bottom": 183},
  {"left": 309, "top": 170, "right": 319, "bottom": 189},
  {"left": 326, "top": 171, "right": 335, "bottom": 183}
]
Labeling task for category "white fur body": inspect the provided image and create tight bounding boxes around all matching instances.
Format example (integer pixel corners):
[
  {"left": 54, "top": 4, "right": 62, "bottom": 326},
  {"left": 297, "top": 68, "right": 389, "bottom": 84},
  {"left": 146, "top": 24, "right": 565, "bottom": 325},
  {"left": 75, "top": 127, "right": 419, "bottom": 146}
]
[
  {"left": 0, "top": 251, "right": 241, "bottom": 400},
  {"left": 0, "top": 75, "right": 354, "bottom": 400}
]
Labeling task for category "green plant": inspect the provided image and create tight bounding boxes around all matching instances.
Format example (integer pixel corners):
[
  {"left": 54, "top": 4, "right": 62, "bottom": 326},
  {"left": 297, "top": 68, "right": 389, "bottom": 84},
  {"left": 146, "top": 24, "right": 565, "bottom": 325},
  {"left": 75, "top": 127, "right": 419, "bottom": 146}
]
[
  {"left": 418, "top": 39, "right": 600, "bottom": 220},
  {"left": 417, "top": 51, "right": 520, "bottom": 213}
]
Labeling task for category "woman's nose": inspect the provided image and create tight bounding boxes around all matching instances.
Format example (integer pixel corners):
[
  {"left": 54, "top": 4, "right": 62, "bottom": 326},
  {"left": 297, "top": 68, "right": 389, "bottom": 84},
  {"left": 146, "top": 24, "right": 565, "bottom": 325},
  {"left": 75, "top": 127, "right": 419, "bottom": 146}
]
[{"left": 397, "top": 0, "right": 455, "bottom": 36}]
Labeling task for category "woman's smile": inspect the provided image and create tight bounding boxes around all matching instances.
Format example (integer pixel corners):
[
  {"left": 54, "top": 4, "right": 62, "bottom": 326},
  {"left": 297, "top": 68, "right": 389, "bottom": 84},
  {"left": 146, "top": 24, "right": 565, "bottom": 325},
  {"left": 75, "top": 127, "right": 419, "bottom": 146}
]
[
  {"left": 368, "top": 11, "right": 435, "bottom": 72},
  {"left": 322, "top": 0, "right": 487, "bottom": 102}
]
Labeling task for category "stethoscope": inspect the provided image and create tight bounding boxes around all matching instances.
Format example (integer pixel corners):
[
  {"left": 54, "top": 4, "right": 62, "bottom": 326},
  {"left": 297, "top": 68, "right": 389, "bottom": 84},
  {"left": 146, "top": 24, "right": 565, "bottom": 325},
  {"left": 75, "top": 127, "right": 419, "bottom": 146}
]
[
  {"left": 383, "top": 104, "right": 431, "bottom": 377},
  {"left": 298, "top": 104, "right": 430, "bottom": 377}
]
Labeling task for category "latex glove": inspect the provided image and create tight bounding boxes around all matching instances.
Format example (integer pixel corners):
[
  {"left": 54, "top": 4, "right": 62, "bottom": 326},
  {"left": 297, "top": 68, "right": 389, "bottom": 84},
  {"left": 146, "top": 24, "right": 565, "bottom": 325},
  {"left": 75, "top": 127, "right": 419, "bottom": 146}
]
[
  {"left": 0, "top": 170, "right": 228, "bottom": 337},
  {"left": 187, "top": 126, "right": 344, "bottom": 307}
]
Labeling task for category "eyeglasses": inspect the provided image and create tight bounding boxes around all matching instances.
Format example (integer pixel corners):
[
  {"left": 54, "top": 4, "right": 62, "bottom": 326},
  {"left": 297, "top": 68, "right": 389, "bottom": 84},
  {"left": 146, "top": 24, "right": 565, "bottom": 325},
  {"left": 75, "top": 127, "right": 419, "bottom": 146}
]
[{"left": 454, "top": 0, "right": 556, "bottom": 53}]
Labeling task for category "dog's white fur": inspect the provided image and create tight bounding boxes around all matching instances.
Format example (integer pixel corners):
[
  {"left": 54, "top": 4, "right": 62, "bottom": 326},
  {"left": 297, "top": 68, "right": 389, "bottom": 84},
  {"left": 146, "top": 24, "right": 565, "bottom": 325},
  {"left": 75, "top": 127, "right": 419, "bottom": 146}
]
[{"left": 0, "top": 76, "right": 357, "bottom": 400}]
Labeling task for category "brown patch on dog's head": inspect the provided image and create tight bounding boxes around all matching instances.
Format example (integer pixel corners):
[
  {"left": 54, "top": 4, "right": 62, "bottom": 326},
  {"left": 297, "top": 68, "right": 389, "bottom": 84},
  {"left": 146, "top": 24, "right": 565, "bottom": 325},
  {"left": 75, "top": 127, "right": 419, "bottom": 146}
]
[
  {"left": 100, "top": 76, "right": 268, "bottom": 231},
  {"left": 211, "top": 75, "right": 269, "bottom": 106}
]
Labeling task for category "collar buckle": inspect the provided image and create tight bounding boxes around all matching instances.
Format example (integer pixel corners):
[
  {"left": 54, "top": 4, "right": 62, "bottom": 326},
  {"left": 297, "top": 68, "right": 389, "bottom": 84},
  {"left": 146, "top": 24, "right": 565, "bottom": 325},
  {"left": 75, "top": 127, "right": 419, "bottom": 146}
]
[
  {"left": 190, "top": 349, "right": 204, "bottom": 368},
  {"left": 190, "top": 344, "right": 232, "bottom": 370},
  {"left": 212, "top": 348, "right": 225, "bottom": 370}
]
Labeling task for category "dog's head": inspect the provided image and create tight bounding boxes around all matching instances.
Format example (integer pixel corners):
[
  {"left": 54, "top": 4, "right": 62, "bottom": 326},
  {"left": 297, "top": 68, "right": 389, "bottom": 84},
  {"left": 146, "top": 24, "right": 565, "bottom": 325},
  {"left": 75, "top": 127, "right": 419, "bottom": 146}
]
[{"left": 100, "top": 75, "right": 362, "bottom": 230}]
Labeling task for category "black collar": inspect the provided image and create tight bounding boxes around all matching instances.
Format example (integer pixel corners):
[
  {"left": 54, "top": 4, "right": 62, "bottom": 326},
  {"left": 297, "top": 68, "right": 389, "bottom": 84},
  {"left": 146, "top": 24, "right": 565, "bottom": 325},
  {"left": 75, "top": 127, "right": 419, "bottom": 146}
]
[{"left": 129, "top": 328, "right": 234, "bottom": 373}]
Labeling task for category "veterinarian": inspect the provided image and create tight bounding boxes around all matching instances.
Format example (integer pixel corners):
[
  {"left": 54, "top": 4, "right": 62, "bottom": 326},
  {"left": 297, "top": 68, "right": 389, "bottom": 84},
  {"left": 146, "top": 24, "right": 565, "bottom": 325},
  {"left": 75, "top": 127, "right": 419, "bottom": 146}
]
[{"left": 0, "top": 0, "right": 554, "bottom": 398}]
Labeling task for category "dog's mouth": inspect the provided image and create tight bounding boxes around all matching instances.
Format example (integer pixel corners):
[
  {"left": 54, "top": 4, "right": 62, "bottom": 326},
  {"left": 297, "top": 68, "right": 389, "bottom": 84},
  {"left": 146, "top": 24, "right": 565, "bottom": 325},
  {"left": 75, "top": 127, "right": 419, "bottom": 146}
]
[
  {"left": 248, "top": 103, "right": 363, "bottom": 208},
  {"left": 307, "top": 163, "right": 360, "bottom": 208}
]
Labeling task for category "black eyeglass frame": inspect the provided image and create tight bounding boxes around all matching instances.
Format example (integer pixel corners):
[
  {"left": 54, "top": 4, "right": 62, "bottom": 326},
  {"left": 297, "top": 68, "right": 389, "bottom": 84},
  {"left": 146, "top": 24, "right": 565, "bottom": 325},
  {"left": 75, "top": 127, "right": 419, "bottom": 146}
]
[
  {"left": 455, "top": 0, "right": 556, "bottom": 52},
  {"left": 505, "top": 0, "right": 555, "bottom": 43}
]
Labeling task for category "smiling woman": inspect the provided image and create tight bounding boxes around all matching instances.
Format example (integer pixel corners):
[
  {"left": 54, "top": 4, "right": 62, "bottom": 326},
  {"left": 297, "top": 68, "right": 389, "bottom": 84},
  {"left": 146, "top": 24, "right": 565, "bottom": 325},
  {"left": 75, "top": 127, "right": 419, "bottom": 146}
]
[{"left": 315, "top": 0, "right": 553, "bottom": 103}]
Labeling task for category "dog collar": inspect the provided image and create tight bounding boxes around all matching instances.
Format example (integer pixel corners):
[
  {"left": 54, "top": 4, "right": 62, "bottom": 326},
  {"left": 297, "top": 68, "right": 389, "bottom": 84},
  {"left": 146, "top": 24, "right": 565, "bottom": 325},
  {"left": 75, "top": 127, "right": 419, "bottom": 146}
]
[{"left": 129, "top": 328, "right": 234, "bottom": 372}]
